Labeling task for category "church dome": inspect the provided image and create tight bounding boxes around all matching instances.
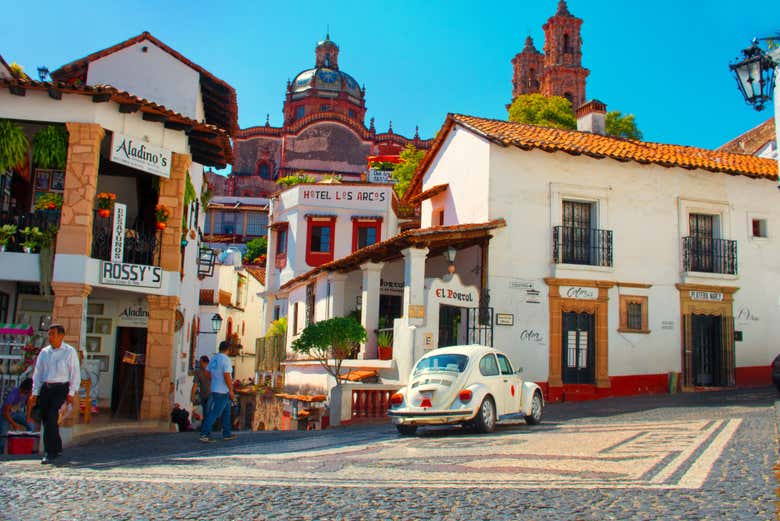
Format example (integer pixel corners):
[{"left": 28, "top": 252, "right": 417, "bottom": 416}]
[
  {"left": 291, "top": 67, "right": 363, "bottom": 100},
  {"left": 290, "top": 35, "right": 364, "bottom": 101}
]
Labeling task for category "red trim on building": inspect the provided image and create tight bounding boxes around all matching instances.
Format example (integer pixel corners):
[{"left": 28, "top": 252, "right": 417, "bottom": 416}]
[
  {"left": 609, "top": 374, "right": 669, "bottom": 396},
  {"left": 274, "top": 223, "right": 288, "bottom": 269},
  {"left": 735, "top": 365, "right": 771, "bottom": 387},
  {"left": 543, "top": 374, "right": 670, "bottom": 403},
  {"left": 351, "top": 217, "right": 382, "bottom": 252},
  {"left": 305, "top": 216, "right": 336, "bottom": 267}
]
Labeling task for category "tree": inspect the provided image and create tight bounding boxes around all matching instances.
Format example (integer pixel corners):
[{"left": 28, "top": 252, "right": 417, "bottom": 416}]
[
  {"left": 244, "top": 236, "right": 268, "bottom": 263},
  {"left": 605, "top": 111, "right": 643, "bottom": 140},
  {"left": 391, "top": 144, "right": 425, "bottom": 198},
  {"left": 291, "top": 317, "right": 367, "bottom": 385},
  {"left": 507, "top": 93, "right": 576, "bottom": 130}
]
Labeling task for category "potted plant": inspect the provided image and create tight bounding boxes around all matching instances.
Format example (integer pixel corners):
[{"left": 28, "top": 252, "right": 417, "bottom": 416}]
[
  {"left": 0, "top": 119, "right": 29, "bottom": 174},
  {"left": 32, "top": 125, "right": 68, "bottom": 169},
  {"left": 377, "top": 330, "right": 393, "bottom": 360},
  {"left": 19, "top": 226, "right": 43, "bottom": 253},
  {"left": 155, "top": 204, "right": 171, "bottom": 230},
  {"left": 0, "top": 224, "right": 17, "bottom": 252},
  {"left": 34, "top": 192, "right": 63, "bottom": 211},
  {"left": 96, "top": 192, "right": 116, "bottom": 218}
]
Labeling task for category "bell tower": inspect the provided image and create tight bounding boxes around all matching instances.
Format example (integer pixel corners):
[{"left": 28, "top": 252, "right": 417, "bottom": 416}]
[
  {"left": 511, "top": 35, "right": 544, "bottom": 99},
  {"left": 540, "top": 0, "right": 589, "bottom": 108}
]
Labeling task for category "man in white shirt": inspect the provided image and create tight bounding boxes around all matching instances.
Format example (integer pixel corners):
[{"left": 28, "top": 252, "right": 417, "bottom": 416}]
[{"left": 31, "top": 324, "right": 80, "bottom": 464}]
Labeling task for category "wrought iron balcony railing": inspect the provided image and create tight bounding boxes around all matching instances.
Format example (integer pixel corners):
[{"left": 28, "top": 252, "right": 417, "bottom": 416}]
[
  {"left": 553, "top": 226, "right": 613, "bottom": 267},
  {"left": 682, "top": 236, "right": 737, "bottom": 275},
  {"left": 91, "top": 211, "right": 161, "bottom": 266}
]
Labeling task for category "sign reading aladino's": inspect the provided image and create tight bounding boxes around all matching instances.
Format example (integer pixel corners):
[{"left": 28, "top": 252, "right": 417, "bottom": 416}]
[{"left": 110, "top": 132, "right": 171, "bottom": 178}]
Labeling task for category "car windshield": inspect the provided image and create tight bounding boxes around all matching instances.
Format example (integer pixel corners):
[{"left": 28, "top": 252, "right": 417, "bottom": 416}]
[{"left": 414, "top": 354, "right": 469, "bottom": 375}]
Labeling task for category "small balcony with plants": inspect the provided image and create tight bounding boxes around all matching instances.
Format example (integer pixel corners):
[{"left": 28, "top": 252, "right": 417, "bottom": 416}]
[{"left": 90, "top": 192, "right": 166, "bottom": 267}]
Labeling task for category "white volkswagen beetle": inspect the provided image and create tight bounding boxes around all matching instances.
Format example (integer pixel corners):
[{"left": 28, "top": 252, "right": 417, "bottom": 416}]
[{"left": 387, "top": 345, "right": 544, "bottom": 435}]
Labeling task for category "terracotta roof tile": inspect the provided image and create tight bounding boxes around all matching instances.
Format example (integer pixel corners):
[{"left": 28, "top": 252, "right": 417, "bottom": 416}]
[
  {"left": 718, "top": 118, "right": 775, "bottom": 155},
  {"left": 245, "top": 266, "right": 266, "bottom": 285},
  {"left": 0, "top": 77, "right": 231, "bottom": 168},
  {"left": 404, "top": 114, "right": 778, "bottom": 203}
]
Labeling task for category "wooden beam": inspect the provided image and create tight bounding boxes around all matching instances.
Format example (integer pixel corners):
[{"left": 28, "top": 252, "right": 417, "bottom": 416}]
[
  {"left": 92, "top": 92, "right": 112, "bottom": 103},
  {"left": 118, "top": 103, "right": 140, "bottom": 113},
  {"left": 164, "top": 120, "right": 194, "bottom": 132},
  {"left": 142, "top": 111, "right": 169, "bottom": 123},
  {"left": 188, "top": 128, "right": 219, "bottom": 139},
  {"left": 9, "top": 85, "right": 25, "bottom": 96},
  {"left": 47, "top": 87, "right": 62, "bottom": 100}
]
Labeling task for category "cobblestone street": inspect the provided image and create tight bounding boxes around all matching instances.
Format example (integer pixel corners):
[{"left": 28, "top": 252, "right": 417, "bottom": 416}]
[{"left": 1, "top": 388, "right": 777, "bottom": 520}]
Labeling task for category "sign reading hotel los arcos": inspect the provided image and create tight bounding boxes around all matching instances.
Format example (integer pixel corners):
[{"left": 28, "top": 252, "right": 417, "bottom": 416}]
[
  {"left": 110, "top": 132, "right": 172, "bottom": 178},
  {"left": 100, "top": 261, "right": 162, "bottom": 289}
]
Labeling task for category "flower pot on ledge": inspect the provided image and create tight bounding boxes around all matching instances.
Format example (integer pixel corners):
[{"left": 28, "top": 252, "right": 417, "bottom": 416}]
[
  {"left": 378, "top": 345, "right": 393, "bottom": 360},
  {"left": 156, "top": 222, "right": 167, "bottom": 230},
  {"left": 98, "top": 208, "right": 111, "bottom": 218}
]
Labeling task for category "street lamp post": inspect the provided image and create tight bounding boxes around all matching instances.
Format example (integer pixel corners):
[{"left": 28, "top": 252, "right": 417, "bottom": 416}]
[
  {"left": 731, "top": 36, "right": 780, "bottom": 185},
  {"left": 200, "top": 313, "right": 223, "bottom": 334},
  {"left": 730, "top": 38, "right": 778, "bottom": 111}
]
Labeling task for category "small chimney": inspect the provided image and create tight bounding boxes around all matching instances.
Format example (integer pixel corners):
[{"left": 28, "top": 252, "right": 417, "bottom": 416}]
[{"left": 576, "top": 99, "right": 607, "bottom": 135}]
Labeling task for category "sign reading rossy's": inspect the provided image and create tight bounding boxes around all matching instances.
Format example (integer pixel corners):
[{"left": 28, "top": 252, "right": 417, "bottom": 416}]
[
  {"left": 100, "top": 261, "right": 163, "bottom": 289},
  {"left": 110, "top": 132, "right": 172, "bottom": 178}
]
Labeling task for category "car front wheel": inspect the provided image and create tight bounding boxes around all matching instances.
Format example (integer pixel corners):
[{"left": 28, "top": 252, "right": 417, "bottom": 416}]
[
  {"left": 474, "top": 397, "right": 496, "bottom": 433},
  {"left": 396, "top": 424, "right": 418, "bottom": 436},
  {"left": 525, "top": 391, "right": 543, "bottom": 425}
]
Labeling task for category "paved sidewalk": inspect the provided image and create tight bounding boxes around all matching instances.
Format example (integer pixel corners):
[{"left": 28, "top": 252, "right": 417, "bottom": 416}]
[{"left": 0, "top": 387, "right": 777, "bottom": 520}]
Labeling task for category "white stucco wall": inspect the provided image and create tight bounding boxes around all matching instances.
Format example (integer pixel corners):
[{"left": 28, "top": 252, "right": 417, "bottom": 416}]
[
  {"left": 0, "top": 89, "right": 189, "bottom": 154},
  {"left": 420, "top": 127, "right": 491, "bottom": 228},
  {"left": 87, "top": 40, "right": 204, "bottom": 121},
  {"left": 272, "top": 184, "right": 396, "bottom": 285},
  {"left": 416, "top": 125, "right": 780, "bottom": 385}
]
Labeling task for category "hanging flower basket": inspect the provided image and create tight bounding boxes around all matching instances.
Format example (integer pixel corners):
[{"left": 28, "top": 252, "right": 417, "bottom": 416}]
[
  {"left": 155, "top": 204, "right": 171, "bottom": 230},
  {"left": 96, "top": 192, "right": 116, "bottom": 217}
]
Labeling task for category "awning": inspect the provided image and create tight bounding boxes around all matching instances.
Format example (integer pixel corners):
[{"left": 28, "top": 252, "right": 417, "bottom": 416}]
[{"left": 0, "top": 323, "right": 33, "bottom": 335}]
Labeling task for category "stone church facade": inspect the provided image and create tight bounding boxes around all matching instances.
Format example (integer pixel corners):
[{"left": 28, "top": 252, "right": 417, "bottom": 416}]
[{"left": 209, "top": 36, "right": 432, "bottom": 198}]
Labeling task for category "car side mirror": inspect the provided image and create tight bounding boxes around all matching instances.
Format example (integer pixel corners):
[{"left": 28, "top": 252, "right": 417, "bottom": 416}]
[{"left": 515, "top": 367, "right": 523, "bottom": 374}]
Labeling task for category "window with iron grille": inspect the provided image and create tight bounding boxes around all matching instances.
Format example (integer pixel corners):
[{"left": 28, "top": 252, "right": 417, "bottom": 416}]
[
  {"left": 246, "top": 212, "right": 268, "bottom": 236},
  {"left": 619, "top": 295, "right": 649, "bottom": 333},
  {"left": 305, "top": 283, "right": 315, "bottom": 326},
  {"left": 627, "top": 303, "right": 642, "bottom": 330},
  {"left": 214, "top": 211, "right": 242, "bottom": 235}
]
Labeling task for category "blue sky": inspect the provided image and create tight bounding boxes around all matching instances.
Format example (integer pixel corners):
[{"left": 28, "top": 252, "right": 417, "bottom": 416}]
[{"left": 3, "top": 0, "right": 777, "bottom": 151}]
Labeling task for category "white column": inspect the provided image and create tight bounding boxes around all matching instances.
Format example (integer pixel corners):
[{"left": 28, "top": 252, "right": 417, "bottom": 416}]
[
  {"left": 328, "top": 273, "right": 347, "bottom": 318},
  {"left": 360, "top": 261, "right": 384, "bottom": 359},
  {"left": 402, "top": 247, "right": 429, "bottom": 327}
]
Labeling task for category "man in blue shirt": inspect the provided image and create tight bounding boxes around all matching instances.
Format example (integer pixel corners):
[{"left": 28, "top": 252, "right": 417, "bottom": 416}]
[
  {"left": 199, "top": 341, "right": 236, "bottom": 442},
  {"left": 0, "top": 378, "right": 35, "bottom": 453}
]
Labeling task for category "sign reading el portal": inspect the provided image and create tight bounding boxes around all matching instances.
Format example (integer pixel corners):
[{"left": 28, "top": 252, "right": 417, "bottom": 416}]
[{"left": 110, "top": 132, "right": 172, "bottom": 178}]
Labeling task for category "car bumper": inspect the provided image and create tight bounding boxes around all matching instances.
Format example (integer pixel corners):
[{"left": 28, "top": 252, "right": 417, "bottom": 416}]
[{"left": 387, "top": 408, "right": 475, "bottom": 425}]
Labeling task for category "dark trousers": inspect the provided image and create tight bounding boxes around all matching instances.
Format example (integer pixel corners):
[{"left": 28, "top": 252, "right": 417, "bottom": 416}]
[{"left": 38, "top": 383, "right": 69, "bottom": 457}]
